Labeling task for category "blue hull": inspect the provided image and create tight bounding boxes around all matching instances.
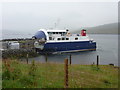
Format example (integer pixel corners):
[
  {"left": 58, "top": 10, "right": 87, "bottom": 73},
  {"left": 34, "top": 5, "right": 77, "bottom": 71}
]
[{"left": 36, "top": 41, "right": 96, "bottom": 54}]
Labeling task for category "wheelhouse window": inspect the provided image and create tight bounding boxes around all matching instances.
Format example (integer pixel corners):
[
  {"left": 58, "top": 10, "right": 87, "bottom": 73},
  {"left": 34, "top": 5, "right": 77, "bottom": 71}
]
[
  {"left": 48, "top": 32, "right": 52, "bottom": 34},
  {"left": 75, "top": 38, "right": 78, "bottom": 40},
  {"left": 59, "top": 32, "right": 62, "bottom": 34},
  {"left": 61, "top": 32, "right": 66, "bottom": 36}
]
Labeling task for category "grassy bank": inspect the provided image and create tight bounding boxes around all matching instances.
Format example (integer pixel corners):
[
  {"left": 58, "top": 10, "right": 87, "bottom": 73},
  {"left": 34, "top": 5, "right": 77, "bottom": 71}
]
[
  {"left": 0, "top": 60, "right": 2, "bottom": 89},
  {"left": 2, "top": 59, "right": 118, "bottom": 88}
]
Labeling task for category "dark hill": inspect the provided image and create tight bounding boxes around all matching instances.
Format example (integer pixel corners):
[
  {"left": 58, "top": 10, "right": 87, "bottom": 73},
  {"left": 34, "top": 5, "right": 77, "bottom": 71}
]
[{"left": 72, "top": 23, "right": 118, "bottom": 34}]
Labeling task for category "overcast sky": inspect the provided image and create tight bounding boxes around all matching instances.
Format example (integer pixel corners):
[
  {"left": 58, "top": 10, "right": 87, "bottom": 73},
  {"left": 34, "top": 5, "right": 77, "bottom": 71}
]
[{"left": 2, "top": 2, "right": 118, "bottom": 33}]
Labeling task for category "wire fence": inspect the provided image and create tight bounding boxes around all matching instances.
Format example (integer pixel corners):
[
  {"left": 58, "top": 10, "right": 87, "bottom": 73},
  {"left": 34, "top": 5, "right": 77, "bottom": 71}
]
[{"left": 2, "top": 55, "right": 119, "bottom": 88}]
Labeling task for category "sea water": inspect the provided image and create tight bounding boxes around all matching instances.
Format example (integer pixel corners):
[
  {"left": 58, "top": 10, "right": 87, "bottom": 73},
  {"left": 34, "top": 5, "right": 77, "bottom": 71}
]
[{"left": 29, "top": 34, "right": 118, "bottom": 66}]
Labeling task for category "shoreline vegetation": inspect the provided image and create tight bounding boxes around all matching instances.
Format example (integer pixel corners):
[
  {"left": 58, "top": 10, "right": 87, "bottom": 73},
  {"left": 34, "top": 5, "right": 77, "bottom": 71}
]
[
  {"left": 2, "top": 59, "right": 118, "bottom": 88},
  {"left": 2, "top": 49, "right": 39, "bottom": 59},
  {"left": 0, "top": 60, "right": 2, "bottom": 89}
]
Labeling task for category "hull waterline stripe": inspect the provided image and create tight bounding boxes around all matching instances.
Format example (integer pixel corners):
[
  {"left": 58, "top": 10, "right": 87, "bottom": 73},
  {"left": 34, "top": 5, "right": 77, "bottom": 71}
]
[{"left": 55, "top": 48, "right": 96, "bottom": 53}]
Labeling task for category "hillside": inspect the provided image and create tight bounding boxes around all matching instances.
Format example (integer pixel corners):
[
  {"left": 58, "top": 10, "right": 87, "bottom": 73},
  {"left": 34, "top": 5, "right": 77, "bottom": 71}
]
[{"left": 72, "top": 23, "right": 118, "bottom": 34}]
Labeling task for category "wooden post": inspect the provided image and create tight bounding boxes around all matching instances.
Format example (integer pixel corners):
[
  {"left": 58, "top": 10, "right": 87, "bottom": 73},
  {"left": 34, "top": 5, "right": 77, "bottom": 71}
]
[
  {"left": 26, "top": 54, "right": 29, "bottom": 64},
  {"left": 97, "top": 55, "right": 99, "bottom": 67},
  {"left": 45, "top": 53, "right": 48, "bottom": 63},
  {"left": 69, "top": 54, "right": 71, "bottom": 65},
  {"left": 92, "top": 62, "right": 95, "bottom": 65},
  {"left": 64, "top": 58, "right": 68, "bottom": 88}
]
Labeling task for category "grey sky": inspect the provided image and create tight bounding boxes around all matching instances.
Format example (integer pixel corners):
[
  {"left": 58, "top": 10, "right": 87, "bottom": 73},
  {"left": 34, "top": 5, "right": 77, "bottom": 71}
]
[{"left": 2, "top": 2, "right": 118, "bottom": 33}]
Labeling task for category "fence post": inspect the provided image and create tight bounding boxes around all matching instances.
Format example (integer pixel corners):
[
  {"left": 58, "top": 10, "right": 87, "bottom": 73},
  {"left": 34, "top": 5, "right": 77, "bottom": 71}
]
[
  {"left": 26, "top": 54, "right": 29, "bottom": 64},
  {"left": 97, "top": 55, "right": 99, "bottom": 67},
  {"left": 69, "top": 54, "right": 71, "bottom": 65},
  {"left": 64, "top": 58, "right": 68, "bottom": 88},
  {"left": 45, "top": 53, "right": 48, "bottom": 63}
]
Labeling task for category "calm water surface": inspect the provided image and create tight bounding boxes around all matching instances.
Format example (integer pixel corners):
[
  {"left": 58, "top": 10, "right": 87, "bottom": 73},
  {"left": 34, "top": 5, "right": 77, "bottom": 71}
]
[{"left": 29, "top": 34, "right": 118, "bottom": 66}]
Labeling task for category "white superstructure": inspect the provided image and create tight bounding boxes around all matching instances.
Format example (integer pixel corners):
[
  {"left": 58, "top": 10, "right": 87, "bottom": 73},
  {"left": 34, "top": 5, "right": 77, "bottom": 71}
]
[{"left": 36, "top": 29, "right": 91, "bottom": 43}]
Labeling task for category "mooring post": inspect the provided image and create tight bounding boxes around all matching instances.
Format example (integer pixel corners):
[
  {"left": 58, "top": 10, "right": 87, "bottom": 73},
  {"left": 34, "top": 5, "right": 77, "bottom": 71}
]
[
  {"left": 64, "top": 58, "right": 68, "bottom": 88},
  {"left": 70, "top": 54, "right": 71, "bottom": 65},
  {"left": 26, "top": 54, "right": 29, "bottom": 64},
  {"left": 97, "top": 55, "right": 99, "bottom": 67}
]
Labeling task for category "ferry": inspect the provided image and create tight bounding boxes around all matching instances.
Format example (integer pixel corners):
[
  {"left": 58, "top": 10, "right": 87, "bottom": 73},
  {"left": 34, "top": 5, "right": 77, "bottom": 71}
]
[{"left": 32, "top": 29, "right": 96, "bottom": 54}]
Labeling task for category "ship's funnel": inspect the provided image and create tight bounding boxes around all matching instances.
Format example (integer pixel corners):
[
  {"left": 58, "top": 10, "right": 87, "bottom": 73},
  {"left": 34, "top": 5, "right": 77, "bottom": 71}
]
[{"left": 81, "top": 29, "right": 86, "bottom": 36}]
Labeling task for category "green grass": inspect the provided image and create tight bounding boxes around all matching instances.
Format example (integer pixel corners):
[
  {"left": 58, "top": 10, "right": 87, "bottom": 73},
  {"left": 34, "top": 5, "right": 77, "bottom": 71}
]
[
  {"left": 0, "top": 60, "right": 2, "bottom": 89},
  {"left": 2, "top": 60, "right": 118, "bottom": 88}
]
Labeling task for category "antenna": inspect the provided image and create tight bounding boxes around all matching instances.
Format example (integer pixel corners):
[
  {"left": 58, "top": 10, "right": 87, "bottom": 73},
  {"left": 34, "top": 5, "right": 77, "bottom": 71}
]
[
  {"left": 54, "top": 23, "right": 56, "bottom": 29},
  {"left": 54, "top": 18, "right": 61, "bottom": 29},
  {"left": 57, "top": 18, "right": 60, "bottom": 27}
]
